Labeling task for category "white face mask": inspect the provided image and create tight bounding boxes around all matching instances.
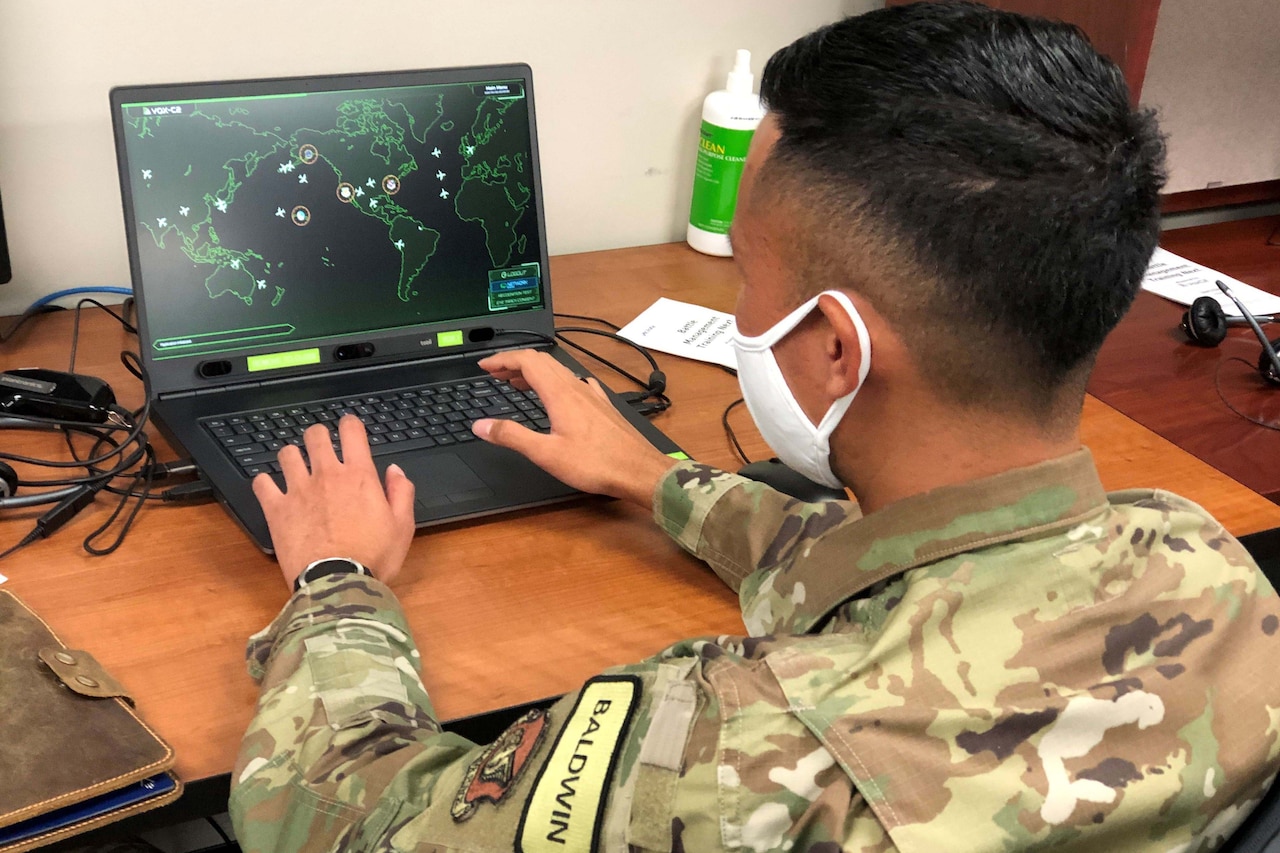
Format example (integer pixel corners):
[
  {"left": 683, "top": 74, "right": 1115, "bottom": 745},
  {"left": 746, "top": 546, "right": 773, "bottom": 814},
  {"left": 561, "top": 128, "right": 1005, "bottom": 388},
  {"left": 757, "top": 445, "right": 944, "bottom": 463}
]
[{"left": 731, "top": 290, "right": 871, "bottom": 490}]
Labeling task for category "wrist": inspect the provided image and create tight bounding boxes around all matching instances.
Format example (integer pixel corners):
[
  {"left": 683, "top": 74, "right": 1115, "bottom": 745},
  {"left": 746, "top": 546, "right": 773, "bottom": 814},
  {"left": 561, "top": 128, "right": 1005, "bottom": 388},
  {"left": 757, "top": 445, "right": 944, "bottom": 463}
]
[{"left": 618, "top": 451, "right": 682, "bottom": 508}]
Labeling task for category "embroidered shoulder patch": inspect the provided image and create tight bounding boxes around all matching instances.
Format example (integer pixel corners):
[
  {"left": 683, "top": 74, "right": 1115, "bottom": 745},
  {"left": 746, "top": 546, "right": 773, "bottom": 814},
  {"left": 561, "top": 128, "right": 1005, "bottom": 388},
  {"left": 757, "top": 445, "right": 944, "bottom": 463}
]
[
  {"left": 451, "top": 708, "right": 550, "bottom": 822},
  {"left": 517, "top": 675, "right": 641, "bottom": 853}
]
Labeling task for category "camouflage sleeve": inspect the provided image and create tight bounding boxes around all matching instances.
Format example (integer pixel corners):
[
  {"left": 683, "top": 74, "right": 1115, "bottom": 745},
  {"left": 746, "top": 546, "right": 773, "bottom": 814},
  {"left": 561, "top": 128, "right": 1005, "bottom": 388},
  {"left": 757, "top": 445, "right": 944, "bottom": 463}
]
[
  {"left": 653, "top": 461, "right": 859, "bottom": 593},
  {"left": 229, "top": 573, "right": 896, "bottom": 852}
]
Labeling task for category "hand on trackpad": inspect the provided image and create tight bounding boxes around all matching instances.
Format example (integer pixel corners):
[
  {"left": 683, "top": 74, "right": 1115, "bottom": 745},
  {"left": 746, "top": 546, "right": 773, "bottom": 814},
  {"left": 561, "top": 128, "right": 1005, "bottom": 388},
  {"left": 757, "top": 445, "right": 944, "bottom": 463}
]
[{"left": 381, "top": 453, "right": 494, "bottom": 511}]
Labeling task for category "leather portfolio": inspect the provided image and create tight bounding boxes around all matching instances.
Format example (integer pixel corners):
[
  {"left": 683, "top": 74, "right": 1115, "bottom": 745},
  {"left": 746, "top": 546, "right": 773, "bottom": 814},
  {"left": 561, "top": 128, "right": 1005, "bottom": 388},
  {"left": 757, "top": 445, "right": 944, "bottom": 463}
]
[{"left": 0, "top": 590, "right": 182, "bottom": 852}]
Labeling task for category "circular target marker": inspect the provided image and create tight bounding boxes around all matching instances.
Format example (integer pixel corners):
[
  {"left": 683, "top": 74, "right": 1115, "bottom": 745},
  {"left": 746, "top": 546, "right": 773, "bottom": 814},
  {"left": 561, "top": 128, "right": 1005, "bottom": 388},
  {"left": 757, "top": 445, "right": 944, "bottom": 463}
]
[
  {"left": 382, "top": 175, "right": 401, "bottom": 195},
  {"left": 298, "top": 144, "right": 319, "bottom": 165},
  {"left": 291, "top": 205, "right": 311, "bottom": 226},
  {"left": 336, "top": 182, "right": 355, "bottom": 203}
]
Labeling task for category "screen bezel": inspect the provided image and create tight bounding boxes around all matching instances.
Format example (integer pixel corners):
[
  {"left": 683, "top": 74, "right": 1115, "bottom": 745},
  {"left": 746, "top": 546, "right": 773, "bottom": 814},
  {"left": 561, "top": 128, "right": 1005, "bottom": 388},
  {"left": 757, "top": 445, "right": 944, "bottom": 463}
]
[{"left": 110, "top": 64, "right": 554, "bottom": 397}]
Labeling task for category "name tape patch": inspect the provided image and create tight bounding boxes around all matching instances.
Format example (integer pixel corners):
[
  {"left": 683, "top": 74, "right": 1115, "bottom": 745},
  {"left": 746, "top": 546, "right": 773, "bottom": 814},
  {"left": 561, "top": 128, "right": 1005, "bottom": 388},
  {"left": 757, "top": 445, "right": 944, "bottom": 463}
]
[{"left": 517, "top": 675, "right": 640, "bottom": 853}]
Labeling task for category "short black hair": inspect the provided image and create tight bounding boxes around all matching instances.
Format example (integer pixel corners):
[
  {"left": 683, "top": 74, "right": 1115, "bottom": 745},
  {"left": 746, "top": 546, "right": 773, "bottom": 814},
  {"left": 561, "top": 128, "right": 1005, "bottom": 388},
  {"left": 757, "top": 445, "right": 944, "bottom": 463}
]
[{"left": 756, "top": 1, "right": 1166, "bottom": 419}]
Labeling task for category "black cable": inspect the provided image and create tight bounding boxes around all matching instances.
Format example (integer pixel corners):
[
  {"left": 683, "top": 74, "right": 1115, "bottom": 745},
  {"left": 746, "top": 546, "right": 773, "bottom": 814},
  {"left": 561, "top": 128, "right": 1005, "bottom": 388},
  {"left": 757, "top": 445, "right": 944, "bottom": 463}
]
[
  {"left": 69, "top": 298, "right": 138, "bottom": 372},
  {"left": 1215, "top": 357, "right": 1280, "bottom": 431},
  {"left": 722, "top": 397, "right": 752, "bottom": 465},
  {"left": 0, "top": 528, "right": 40, "bottom": 562},
  {"left": 0, "top": 299, "right": 167, "bottom": 557},
  {"left": 554, "top": 311, "right": 622, "bottom": 331},
  {"left": 84, "top": 443, "right": 155, "bottom": 556}
]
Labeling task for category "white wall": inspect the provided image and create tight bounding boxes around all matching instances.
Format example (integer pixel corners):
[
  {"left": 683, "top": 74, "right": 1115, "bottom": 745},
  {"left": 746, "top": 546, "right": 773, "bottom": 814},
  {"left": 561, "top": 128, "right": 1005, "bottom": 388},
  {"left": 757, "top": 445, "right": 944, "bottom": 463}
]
[
  {"left": 0, "top": 0, "right": 872, "bottom": 315},
  {"left": 1141, "top": 0, "right": 1280, "bottom": 194}
]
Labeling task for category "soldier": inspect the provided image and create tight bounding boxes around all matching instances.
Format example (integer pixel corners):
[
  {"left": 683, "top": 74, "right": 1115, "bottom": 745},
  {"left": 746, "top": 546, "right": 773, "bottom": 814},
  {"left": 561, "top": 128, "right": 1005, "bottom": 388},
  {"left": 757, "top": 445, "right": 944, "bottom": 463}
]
[{"left": 231, "top": 3, "right": 1280, "bottom": 852}]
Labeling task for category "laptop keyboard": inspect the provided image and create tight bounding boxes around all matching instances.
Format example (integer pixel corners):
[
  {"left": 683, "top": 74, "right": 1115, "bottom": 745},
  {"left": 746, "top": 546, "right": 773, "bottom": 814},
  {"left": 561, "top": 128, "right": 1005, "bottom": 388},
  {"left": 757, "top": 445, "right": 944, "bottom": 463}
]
[{"left": 201, "top": 376, "right": 549, "bottom": 478}]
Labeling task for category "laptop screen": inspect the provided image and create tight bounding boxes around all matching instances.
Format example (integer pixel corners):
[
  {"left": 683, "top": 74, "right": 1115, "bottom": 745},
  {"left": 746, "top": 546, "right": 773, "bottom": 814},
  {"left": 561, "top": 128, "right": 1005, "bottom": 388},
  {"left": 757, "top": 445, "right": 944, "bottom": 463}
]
[{"left": 112, "top": 66, "right": 549, "bottom": 391}]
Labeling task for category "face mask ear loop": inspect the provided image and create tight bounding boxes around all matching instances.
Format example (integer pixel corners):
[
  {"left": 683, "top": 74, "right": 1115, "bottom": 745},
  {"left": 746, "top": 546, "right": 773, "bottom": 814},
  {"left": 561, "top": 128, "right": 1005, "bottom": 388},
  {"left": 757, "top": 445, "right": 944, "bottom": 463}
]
[{"left": 732, "top": 294, "right": 824, "bottom": 352}]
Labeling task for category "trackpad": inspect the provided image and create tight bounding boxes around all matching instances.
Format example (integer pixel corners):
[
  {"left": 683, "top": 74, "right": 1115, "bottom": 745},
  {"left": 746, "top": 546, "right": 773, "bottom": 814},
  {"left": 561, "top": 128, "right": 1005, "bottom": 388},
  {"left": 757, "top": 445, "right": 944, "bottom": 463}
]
[{"left": 387, "top": 453, "right": 495, "bottom": 512}]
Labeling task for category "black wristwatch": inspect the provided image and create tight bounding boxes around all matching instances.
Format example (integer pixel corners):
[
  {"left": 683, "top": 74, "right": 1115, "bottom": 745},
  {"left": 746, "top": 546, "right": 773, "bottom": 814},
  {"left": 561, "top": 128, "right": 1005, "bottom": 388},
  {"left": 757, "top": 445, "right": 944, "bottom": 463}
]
[{"left": 293, "top": 558, "right": 371, "bottom": 592}]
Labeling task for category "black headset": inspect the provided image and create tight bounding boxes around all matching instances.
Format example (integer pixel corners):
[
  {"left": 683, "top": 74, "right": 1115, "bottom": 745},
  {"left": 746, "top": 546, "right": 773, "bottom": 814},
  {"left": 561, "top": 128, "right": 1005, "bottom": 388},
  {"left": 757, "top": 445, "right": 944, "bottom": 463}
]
[{"left": 1180, "top": 283, "right": 1280, "bottom": 386}]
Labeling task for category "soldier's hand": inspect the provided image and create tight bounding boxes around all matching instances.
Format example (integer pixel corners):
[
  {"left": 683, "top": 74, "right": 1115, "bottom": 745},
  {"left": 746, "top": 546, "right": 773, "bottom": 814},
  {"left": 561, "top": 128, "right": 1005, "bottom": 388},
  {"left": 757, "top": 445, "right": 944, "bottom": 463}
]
[
  {"left": 252, "top": 415, "right": 417, "bottom": 591},
  {"left": 473, "top": 349, "right": 679, "bottom": 506}
]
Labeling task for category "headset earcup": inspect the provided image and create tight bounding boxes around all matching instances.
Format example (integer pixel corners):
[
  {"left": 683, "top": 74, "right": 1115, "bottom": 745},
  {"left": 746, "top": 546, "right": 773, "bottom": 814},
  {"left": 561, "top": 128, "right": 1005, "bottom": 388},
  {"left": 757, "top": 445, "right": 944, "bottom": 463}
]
[
  {"left": 0, "top": 462, "right": 17, "bottom": 499},
  {"left": 1183, "top": 296, "right": 1228, "bottom": 346}
]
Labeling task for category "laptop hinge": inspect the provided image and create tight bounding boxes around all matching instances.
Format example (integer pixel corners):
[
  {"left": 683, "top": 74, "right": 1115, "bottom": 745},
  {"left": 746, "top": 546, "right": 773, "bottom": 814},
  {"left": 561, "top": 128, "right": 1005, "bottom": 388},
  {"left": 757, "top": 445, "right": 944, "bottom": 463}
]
[{"left": 158, "top": 379, "right": 263, "bottom": 401}]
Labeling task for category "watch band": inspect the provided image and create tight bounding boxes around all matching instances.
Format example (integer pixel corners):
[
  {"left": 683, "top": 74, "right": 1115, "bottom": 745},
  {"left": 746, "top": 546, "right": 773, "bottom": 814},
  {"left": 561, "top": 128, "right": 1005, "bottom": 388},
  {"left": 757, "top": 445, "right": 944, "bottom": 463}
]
[{"left": 293, "top": 557, "right": 370, "bottom": 592}]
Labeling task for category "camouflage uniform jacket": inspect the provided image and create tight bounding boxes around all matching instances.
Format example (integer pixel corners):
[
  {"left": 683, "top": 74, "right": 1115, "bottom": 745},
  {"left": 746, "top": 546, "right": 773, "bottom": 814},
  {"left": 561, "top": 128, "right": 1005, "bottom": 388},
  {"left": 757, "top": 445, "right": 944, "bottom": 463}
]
[{"left": 231, "top": 449, "right": 1280, "bottom": 853}]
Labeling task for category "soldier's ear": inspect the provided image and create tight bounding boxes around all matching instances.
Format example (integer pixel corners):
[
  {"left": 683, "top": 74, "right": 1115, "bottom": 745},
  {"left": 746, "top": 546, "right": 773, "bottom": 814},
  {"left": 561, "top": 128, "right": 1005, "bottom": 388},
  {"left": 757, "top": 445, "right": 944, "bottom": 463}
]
[{"left": 818, "top": 292, "right": 872, "bottom": 398}]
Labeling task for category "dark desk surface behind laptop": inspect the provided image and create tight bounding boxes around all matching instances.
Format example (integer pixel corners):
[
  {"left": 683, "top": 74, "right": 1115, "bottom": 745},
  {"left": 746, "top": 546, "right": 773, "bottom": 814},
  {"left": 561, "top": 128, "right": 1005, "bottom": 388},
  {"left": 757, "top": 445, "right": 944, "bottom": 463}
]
[
  {"left": 1089, "top": 215, "right": 1280, "bottom": 501},
  {"left": 3, "top": 241, "right": 1280, "bottom": 800}
]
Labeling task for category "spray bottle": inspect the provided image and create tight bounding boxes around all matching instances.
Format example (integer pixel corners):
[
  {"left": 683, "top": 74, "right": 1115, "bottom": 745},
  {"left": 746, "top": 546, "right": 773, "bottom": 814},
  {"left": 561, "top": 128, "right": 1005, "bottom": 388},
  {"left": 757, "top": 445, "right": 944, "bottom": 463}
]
[{"left": 686, "top": 49, "right": 766, "bottom": 257}]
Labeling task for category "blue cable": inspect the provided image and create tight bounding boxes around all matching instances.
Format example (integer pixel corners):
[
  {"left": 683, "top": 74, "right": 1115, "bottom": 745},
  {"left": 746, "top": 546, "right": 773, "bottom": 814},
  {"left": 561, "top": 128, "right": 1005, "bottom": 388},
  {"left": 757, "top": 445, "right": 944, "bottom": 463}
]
[{"left": 29, "top": 287, "right": 133, "bottom": 311}]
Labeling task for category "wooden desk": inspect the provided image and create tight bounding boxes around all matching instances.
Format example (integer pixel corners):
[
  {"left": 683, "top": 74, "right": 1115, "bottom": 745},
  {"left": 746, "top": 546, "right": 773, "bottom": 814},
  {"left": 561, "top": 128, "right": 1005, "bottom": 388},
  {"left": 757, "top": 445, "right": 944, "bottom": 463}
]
[
  {"left": 1089, "top": 216, "right": 1280, "bottom": 501},
  {"left": 2, "top": 242, "right": 1279, "bottom": 799}
]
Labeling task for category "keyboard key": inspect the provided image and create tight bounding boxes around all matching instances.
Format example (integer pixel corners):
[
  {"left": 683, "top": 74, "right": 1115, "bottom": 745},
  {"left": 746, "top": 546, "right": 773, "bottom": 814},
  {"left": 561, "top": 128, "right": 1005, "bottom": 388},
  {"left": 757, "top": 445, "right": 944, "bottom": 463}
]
[
  {"left": 230, "top": 442, "right": 267, "bottom": 456},
  {"left": 445, "top": 422, "right": 467, "bottom": 434},
  {"left": 482, "top": 403, "right": 516, "bottom": 416},
  {"left": 463, "top": 409, "right": 484, "bottom": 420},
  {"left": 210, "top": 425, "right": 235, "bottom": 438},
  {"left": 233, "top": 422, "right": 256, "bottom": 435},
  {"left": 387, "top": 431, "right": 408, "bottom": 443},
  {"left": 435, "top": 433, "right": 456, "bottom": 446},
  {"left": 237, "top": 453, "right": 274, "bottom": 467},
  {"left": 266, "top": 440, "right": 285, "bottom": 452},
  {"left": 222, "top": 434, "right": 255, "bottom": 447},
  {"left": 287, "top": 407, "right": 305, "bottom": 416},
  {"left": 305, "top": 404, "right": 326, "bottom": 414},
  {"left": 229, "top": 416, "right": 247, "bottom": 425},
  {"left": 445, "top": 411, "right": 467, "bottom": 422},
  {"left": 388, "top": 420, "right": 408, "bottom": 431},
  {"left": 368, "top": 434, "right": 386, "bottom": 445},
  {"left": 533, "top": 417, "right": 551, "bottom": 431},
  {"left": 455, "top": 431, "right": 476, "bottom": 443},
  {"left": 407, "top": 428, "right": 426, "bottom": 439},
  {"left": 426, "top": 425, "right": 447, "bottom": 437},
  {"left": 206, "top": 419, "right": 227, "bottom": 428},
  {"left": 369, "top": 423, "right": 388, "bottom": 434},
  {"left": 242, "top": 464, "right": 270, "bottom": 477}
]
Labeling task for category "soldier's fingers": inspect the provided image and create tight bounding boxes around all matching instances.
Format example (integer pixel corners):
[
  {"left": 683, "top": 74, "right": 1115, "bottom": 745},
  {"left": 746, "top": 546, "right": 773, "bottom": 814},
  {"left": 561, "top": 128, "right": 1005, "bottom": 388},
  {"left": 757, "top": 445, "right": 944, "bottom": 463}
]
[
  {"left": 336, "top": 414, "right": 375, "bottom": 472},
  {"left": 303, "top": 423, "right": 338, "bottom": 470},
  {"left": 277, "top": 444, "right": 308, "bottom": 488},
  {"left": 251, "top": 471, "right": 283, "bottom": 508}
]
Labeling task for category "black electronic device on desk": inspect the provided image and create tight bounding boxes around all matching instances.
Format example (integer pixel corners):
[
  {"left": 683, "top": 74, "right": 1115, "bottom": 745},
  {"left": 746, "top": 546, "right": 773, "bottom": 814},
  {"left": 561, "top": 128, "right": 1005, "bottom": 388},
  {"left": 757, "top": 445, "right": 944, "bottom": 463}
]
[{"left": 109, "top": 64, "right": 682, "bottom": 552}]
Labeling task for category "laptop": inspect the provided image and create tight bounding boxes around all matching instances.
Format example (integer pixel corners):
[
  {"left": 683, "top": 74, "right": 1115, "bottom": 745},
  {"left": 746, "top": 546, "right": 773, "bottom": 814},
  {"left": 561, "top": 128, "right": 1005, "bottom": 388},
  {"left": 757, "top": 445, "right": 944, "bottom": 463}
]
[{"left": 109, "top": 65, "right": 681, "bottom": 552}]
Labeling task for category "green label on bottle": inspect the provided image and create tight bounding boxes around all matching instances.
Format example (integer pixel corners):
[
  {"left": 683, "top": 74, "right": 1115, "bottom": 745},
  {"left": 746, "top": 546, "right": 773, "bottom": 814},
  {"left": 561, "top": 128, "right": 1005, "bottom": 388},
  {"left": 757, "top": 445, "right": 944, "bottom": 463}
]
[{"left": 689, "top": 122, "right": 756, "bottom": 235}]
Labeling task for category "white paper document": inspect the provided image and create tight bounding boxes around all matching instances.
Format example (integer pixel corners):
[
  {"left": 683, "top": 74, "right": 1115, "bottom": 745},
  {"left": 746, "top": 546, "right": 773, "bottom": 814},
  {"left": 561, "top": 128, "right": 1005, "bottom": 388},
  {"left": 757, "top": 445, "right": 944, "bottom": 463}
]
[
  {"left": 617, "top": 297, "right": 738, "bottom": 370},
  {"left": 1140, "top": 247, "right": 1280, "bottom": 316}
]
